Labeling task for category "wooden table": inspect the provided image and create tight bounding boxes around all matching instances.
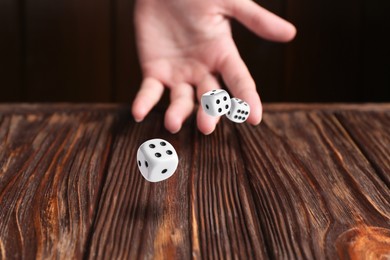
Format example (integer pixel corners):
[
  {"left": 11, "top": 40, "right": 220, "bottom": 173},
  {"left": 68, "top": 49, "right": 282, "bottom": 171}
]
[{"left": 0, "top": 103, "right": 389, "bottom": 259}]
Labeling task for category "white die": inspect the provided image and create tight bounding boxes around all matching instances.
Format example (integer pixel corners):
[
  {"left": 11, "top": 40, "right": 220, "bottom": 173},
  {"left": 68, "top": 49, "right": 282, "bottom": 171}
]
[
  {"left": 136, "top": 138, "right": 179, "bottom": 182},
  {"left": 226, "top": 98, "right": 250, "bottom": 123},
  {"left": 201, "top": 89, "right": 231, "bottom": 116}
]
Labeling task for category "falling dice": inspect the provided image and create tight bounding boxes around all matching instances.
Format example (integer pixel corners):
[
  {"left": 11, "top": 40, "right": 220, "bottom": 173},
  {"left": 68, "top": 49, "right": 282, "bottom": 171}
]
[
  {"left": 137, "top": 138, "right": 179, "bottom": 182},
  {"left": 201, "top": 89, "right": 231, "bottom": 116},
  {"left": 226, "top": 98, "right": 250, "bottom": 123}
]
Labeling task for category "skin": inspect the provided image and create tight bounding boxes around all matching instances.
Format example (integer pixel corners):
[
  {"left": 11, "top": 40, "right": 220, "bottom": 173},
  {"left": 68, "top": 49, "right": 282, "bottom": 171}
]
[{"left": 132, "top": 0, "right": 296, "bottom": 134}]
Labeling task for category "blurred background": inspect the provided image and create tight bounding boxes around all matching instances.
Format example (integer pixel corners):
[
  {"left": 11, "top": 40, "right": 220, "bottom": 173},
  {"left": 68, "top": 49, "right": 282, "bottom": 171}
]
[{"left": 1, "top": 0, "right": 389, "bottom": 103}]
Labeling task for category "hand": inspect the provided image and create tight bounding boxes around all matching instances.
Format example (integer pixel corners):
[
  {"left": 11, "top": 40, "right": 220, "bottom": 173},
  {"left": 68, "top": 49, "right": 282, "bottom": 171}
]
[{"left": 132, "top": 0, "right": 296, "bottom": 134}]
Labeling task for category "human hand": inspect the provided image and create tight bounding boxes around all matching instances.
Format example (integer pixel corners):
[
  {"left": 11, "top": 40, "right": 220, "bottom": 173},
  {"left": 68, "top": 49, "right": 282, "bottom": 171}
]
[{"left": 132, "top": 0, "right": 296, "bottom": 134}]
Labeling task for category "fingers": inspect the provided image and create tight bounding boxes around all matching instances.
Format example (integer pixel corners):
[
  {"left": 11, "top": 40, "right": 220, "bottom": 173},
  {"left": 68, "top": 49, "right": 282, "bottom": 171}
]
[
  {"left": 196, "top": 74, "right": 221, "bottom": 135},
  {"left": 164, "top": 83, "right": 195, "bottom": 134},
  {"left": 228, "top": 0, "right": 296, "bottom": 42},
  {"left": 133, "top": 74, "right": 221, "bottom": 135},
  {"left": 132, "top": 77, "right": 165, "bottom": 122},
  {"left": 196, "top": 108, "right": 220, "bottom": 135},
  {"left": 217, "top": 47, "right": 262, "bottom": 125},
  {"left": 195, "top": 73, "right": 221, "bottom": 102}
]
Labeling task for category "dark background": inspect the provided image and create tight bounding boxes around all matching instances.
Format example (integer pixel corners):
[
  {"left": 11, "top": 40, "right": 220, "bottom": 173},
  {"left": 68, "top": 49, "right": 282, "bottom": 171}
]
[{"left": 1, "top": 0, "right": 389, "bottom": 103}]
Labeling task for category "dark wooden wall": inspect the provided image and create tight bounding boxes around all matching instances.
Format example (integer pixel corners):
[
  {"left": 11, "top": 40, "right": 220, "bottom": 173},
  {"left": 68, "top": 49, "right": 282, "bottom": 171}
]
[{"left": 1, "top": 0, "right": 389, "bottom": 103}]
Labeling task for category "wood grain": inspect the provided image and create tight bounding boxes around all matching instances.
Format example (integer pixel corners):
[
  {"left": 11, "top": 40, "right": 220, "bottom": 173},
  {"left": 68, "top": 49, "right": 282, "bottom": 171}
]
[
  {"left": 87, "top": 115, "right": 269, "bottom": 259},
  {"left": 336, "top": 110, "right": 390, "bottom": 187},
  {"left": 235, "top": 109, "right": 390, "bottom": 258},
  {"left": 190, "top": 118, "right": 268, "bottom": 259},
  {"left": 0, "top": 104, "right": 389, "bottom": 259},
  {"left": 0, "top": 106, "right": 119, "bottom": 258},
  {"left": 87, "top": 113, "right": 194, "bottom": 259}
]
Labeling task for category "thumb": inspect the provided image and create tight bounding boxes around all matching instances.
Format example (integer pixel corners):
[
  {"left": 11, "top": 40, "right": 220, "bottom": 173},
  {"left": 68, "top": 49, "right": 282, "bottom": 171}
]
[{"left": 227, "top": 0, "right": 296, "bottom": 42}]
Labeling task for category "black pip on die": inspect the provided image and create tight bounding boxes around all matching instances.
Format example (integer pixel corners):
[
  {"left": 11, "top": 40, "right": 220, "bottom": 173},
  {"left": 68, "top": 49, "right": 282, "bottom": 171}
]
[
  {"left": 137, "top": 138, "right": 179, "bottom": 182},
  {"left": 226, "top": 98, "right": 250, "bottom": 123},
  {"left": 201, "top": 90, "right": 231, "bottom": 116}
]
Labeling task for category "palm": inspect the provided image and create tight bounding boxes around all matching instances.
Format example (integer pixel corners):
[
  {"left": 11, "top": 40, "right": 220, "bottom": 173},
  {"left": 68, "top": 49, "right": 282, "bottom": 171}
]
[
  {"left": 139, "top": 36, "right": 232, "bottom": 87},
  {"left": 136, "top": 0, "right": 233, "bottom": 86},
  {"left": 132, "top": 0, "right": 296, "bottom": 134}
]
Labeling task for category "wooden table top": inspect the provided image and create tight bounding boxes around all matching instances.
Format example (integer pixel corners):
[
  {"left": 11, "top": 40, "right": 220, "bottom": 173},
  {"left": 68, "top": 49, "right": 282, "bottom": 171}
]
[{"left": 0, "top": 103, "right": 389, "bottom": 259}]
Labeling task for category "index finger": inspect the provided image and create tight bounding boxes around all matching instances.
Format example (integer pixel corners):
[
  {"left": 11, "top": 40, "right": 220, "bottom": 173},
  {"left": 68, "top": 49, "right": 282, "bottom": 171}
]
[{"left": 217, "top": 47, "right": 263, "bottom": 125}]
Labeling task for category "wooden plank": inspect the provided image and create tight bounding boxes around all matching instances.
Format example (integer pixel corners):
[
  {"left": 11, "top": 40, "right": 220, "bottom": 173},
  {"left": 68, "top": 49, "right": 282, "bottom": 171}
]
[
  {"left": 112, "top": 0, "right": 142, "bottom": 102},
  {"left": 0, "top": 109, "right": 117, "bottom": 258},
  {"left": 263, "top": 103, "right": 390, "bottom": 112},
  {"left": 0, "top": 0, "right": 22, "bottom": 101},
  {"left": 24, "top": 0, "right": 111, "bottom": 102},
  {"left": 87, "top": 114, "right": 269, "bottom": 258},
  {"left": 1, "top": 104, "right": 389, "bottom": 258},
  {"left": 284, "top": 0, "right": 363, "bottom": 102},
  {"left": 87, "top": 113, "right": 193, "bottom": 259},
  {"left": 360, "top": 0, "right": 390, "bottom": 101},
  {"left": 0, "top": 103, "right": 388, "bottom": 114},
  {"left": 235, "top": 110, "right": 390, "bottom": 258},
  {"left": 190, "top": 118, "right": 269, "bottom": 259},
  {"left": 336, "top": 110, "right": 390, "bottom": 187},
  {"left": 233, "top": 0, "right": 287, "bottom": 102},
  {"left": 0, "top": 103, "right": 128, "bottom": 114}
]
